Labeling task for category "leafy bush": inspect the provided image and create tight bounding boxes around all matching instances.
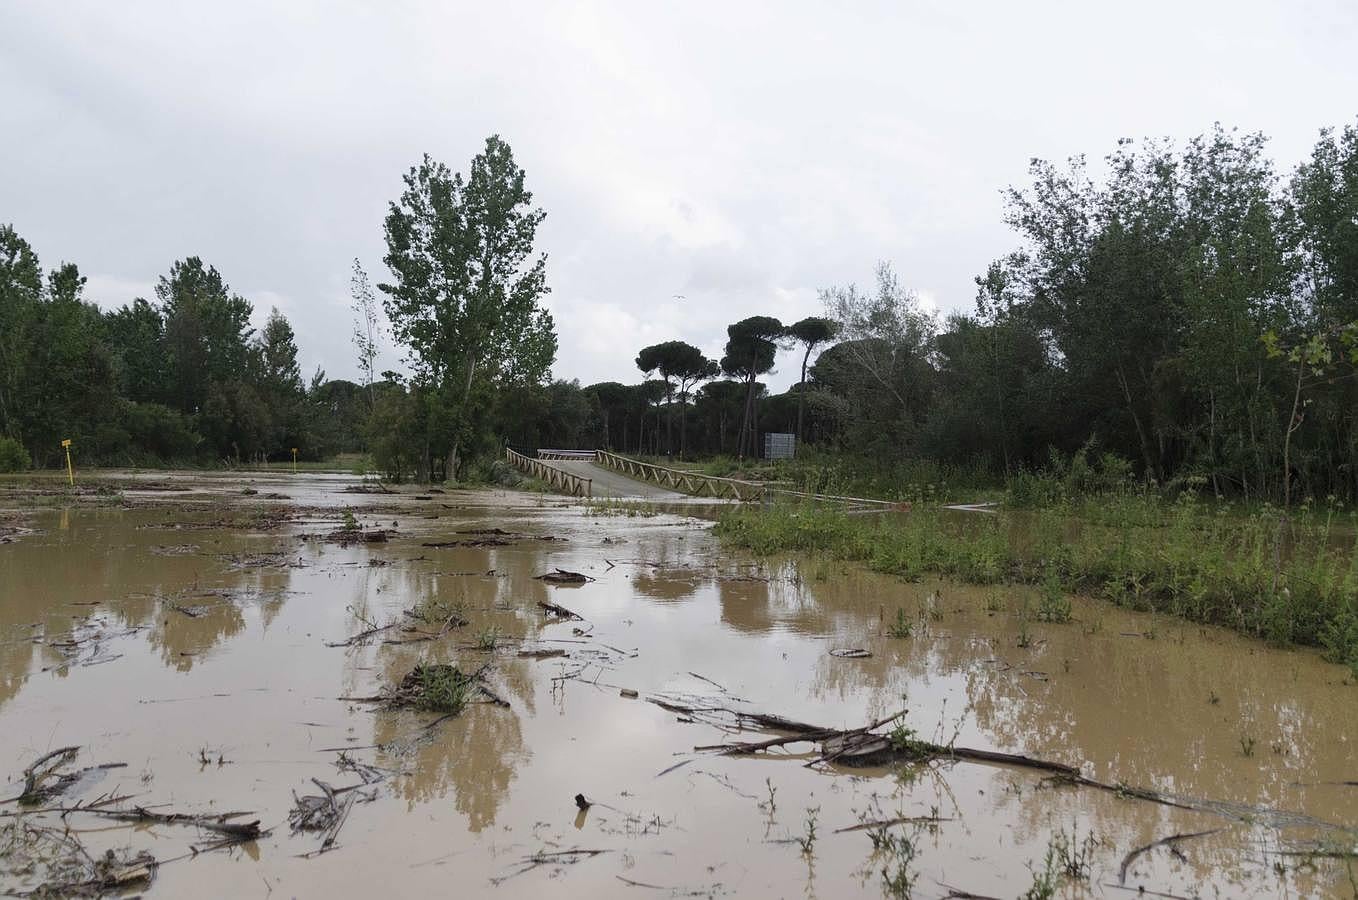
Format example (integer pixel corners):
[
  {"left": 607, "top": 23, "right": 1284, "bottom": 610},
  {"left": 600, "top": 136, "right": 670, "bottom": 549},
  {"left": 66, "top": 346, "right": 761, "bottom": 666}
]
[
  {"left": 1321, "top": 605, "right": 1358, "bottom": 676},
  {"left": 1037, "top": 568, "right": 1073, "bottom": 623},
  {"left": 123, "top": 402, "right": 200, "bottom": 460},
  {"left": 1007, "top": 441, "right": 1138, "bottom": 508},
  {"left": 0, "top": 437, "right": 31, "bottom": 473}
]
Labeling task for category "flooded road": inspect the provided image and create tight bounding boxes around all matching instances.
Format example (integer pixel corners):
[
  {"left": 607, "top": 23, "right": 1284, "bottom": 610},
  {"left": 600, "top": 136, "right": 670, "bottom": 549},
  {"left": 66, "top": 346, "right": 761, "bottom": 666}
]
[{"left": 1, "top": 472, "right": 1355, "bottom": 898}]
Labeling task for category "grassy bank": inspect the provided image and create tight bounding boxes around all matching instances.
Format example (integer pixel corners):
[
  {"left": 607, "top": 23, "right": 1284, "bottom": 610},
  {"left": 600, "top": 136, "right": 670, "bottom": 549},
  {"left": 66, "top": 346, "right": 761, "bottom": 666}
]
[
  {"left": 714, "top": 496, "right": 1358, "bottom": 674},
  {"left": 669, "top": 450, "right": 999, "bottom": 504}
]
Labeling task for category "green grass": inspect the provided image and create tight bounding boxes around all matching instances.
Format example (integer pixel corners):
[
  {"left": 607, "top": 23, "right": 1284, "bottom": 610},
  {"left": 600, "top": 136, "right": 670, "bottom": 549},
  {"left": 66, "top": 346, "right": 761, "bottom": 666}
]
[
  {"left": 475, "top": 625, "right": 503, "bottom": 651},
  {"left": 886, "top": 608, "right": 914, "bottom": 638},
  {"left": 714, "top": 495, "right": 1358, "bottom": 659},
  {"left": 680, "top": 449, "right": 998, "bottom": 504},
  {"left": 406, "top": 664, "right": 475, "bottom": 713}
]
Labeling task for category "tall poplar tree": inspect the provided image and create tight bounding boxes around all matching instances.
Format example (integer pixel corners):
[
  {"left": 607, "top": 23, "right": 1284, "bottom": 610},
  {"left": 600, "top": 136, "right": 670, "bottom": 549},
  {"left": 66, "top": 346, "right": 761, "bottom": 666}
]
[{"left": 380, "top": 136, "right": 556, "bottom": 479}]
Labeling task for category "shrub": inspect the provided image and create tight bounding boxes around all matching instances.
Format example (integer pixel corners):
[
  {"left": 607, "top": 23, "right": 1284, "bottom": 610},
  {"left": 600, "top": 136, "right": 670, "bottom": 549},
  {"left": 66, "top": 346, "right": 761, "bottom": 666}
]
[
  {"left": 0, "top": 437, "right": 30, "bottom": 473},
  {"left": 1037, "top": 568, "right": 1073, "bottom": 623},
  {"left": 123, "top": 402, "right": 200, "bottom": 460},
  {"left": 1320, "top": 605, "right": 1358, "bottom": 676}
]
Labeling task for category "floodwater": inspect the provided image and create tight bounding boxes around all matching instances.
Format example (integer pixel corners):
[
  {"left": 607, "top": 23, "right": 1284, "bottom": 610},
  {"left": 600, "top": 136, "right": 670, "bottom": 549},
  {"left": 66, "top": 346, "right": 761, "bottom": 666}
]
[{"left": 1, "top": 472, "right": 1355, "bottom": 898}]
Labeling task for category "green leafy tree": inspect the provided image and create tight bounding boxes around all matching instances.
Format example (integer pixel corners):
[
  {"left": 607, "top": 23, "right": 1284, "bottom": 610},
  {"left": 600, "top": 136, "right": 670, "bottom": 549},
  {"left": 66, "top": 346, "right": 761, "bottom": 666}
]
[
  {"left": 694, "top": 380, "right": 747, "bottom": 454},
  {"left": 787, "top": 316, "right": 839, "bottom": 443},
  {"left": 106, "top": 298, "right": 167, "bottom": 403},
  {"left": 0, "top": 225, "right": 42, "bottom": 441},
  {"left": 157, "top": 257, "right": 254, "bottom": 415},
  {"left": 24, "top": 263, "right": 118, "bottom": 462},
  {"left": 583, "top": 382, "right": 632, "bottom": 450},
  {"left": 350, "top": 259, "right": 382, "bottom": 412},
  {"left": 259, "top": 308, "right": 303, "bottom": 395},
  {"left": 256, "top": 308, "right": 306, "bottom": 454},
  {"left": 1261, "top": 323, "right": 1358, "bottom": 506},
  {"left": 636, "top": 340, "right": 716, "bottom": 456},
  {"left": 820, "top": 263, "right": 936, "bottom": 449},
  {"left": 720, "top": 316, "right": 784, "bottom": 458},
  {"left": 380, "top": 136, "right": 556, "bottom": 480}
]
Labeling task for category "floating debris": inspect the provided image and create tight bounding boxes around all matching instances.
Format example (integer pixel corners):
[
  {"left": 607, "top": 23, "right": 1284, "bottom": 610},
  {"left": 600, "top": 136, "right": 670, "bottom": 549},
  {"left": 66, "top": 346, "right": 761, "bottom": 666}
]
[{"left": 535, "top": 569, "right": 593, "bottom": 585}]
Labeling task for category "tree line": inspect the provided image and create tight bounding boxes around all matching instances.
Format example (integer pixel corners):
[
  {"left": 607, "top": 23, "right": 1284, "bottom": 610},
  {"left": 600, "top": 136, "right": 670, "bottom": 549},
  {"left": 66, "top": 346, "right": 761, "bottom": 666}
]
[
  {"left": 4, "top": 121, "right": 1355, "bottom": 505},
  {"left": 503, "top": 122, "right": 1358, "bottom": 506},
  {"left": 0, "top": 236, "right": 369, "bottom": 469}
]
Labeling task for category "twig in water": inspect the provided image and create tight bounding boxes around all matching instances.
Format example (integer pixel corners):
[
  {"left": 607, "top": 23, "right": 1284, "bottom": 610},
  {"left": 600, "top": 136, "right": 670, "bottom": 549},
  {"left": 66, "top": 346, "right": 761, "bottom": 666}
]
[
  {"left": 18, "top": 746, "right": 81, "bottom": 804},
  {"left": 491, "top": 848, "right": 611, "bottom": 885},
  {"left": 1118, "top": 828, "right": 1226, "bottom": 884},
  {"left": 834, "top": 814, "right": 951, "bottom": 834}
]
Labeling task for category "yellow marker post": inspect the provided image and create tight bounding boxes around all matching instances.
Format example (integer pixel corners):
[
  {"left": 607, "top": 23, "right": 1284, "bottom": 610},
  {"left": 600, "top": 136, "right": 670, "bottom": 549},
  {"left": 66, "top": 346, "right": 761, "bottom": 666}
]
[
  {"left": 61, "top": 439, "right": 74, "bottom": 485},
  {"left": 291, "top": 447, "right": 298, "bottom": 473}
]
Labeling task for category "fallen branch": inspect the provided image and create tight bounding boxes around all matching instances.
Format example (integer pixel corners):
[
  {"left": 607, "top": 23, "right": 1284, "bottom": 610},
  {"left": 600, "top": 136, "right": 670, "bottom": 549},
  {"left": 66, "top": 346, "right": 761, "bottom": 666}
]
[
  {"left": 538, "top": 600, "right": 583, "bottom": 620},
  {"left": 535, "top": 569, "right": 594, "bottom": 584},
  {"left": 422, "top": 537, "right": 513, "bottom": 548},
  {"left": 25, "top": 849, "right": 157, "bottom": 897},
  {"left": 939, "top": 887, "right": 1001, "bottom": 900},
  {"left": 291, "top": 778, "right": 361, "bottom": 854},
  {"left": 492, "top": 848, "right": 611, "bottom": 885},
  {"left": 326, "top": 621, "right": 401, "bottom": 648},
  {"left": 834, "top": 814, "right": 951, "bottom": 834},
  {"left": 519, "top": 648, "right": 568, "bottom": 660},
  {"left": 18, "top": 746, "right": 80, "bottom": 804},
  {"left": 87, "top": 806, "right": 263, "bottom": 840},
  {"left": 382, "top": 612, "right": 467, "bottom": 645},
  {"left": 1119, "top": 828, "right": 1226, "bottom": 884}
]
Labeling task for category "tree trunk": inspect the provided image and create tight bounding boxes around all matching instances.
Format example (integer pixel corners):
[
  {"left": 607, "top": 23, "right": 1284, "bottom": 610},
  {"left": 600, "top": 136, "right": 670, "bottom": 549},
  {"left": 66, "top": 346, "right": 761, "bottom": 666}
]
[
  {"left": 991, "top": 329, "right": 1011, "bottom": 475},
  {"left": 664, "top": 381, "right": 674, "bottom": 456},
  {"left": 1283, "top": 353, "right": 1305, "bottom": 508},
  {"left": 678, "top": 383, "right": 689, "bottom": 459},
  {"left": 796, "top": 346, "right": 811, "bottom": 445},
  {"left": 737, "top": 375, "right": 756, "bottom": 459},
  {"left": 1208, "top": 388, "right": 1219, "bottom": 497},
  {"left": 752, "top": 387, "right": 760, "bottom": 459},
  {"left": 446, "top": 355, "right": 479, "bottom": 483},
  {"left": 1115, "top": 364, "right": 1158, "bottom": 481}
]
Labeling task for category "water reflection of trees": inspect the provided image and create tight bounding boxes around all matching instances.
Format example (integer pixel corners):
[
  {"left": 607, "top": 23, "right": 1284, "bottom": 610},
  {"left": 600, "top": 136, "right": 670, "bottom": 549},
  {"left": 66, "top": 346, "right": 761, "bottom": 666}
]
[
  {"left": 632, "top": 570, "right": 702, "bottom": 602},
  {"left": 791, "top": 571, "right": 1351, "bottom": 896},
  {"left": 375, "top": 697, "right": 529, "bottom": 833},
  {"left": 0, "top": 511, "right": 303, "bottom": 708},
  {"left": 717, "top": 567, "right": 861, "bottom": 637},
  {"left": 794, "top": 569, "right": 1350, "bottom": 879},
  {"left": 355, "top": 553, "right": 547, "bottom": 832}
]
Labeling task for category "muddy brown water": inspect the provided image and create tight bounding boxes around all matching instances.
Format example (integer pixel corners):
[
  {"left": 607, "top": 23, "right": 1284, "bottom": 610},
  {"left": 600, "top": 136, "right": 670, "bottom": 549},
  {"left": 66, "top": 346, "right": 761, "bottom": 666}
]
[{"left": 1, "top": 472, "right": 1356, "bottom": 898}]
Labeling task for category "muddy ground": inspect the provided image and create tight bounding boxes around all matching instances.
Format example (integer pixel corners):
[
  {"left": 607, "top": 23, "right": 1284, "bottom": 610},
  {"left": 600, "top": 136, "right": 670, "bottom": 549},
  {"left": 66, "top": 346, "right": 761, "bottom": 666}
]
[{"left": 0, "top": 470, "right": 1355, "bottom": 898}]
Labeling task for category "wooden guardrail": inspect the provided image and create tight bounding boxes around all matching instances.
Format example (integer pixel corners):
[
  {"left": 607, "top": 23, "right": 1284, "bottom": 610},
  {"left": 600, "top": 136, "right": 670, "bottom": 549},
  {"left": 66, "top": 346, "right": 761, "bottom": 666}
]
[
  {"left": 592, "top": 450, "right": 908, "bottom": 508},
  {"left": 506, "top": 448, "right": 592, "bottom": 497},
  {"left": 537, "top": 449, "right": 597, "bottom": 460},
  {"left": 593, "top": 449, "right": 765, "bottom": 501}
]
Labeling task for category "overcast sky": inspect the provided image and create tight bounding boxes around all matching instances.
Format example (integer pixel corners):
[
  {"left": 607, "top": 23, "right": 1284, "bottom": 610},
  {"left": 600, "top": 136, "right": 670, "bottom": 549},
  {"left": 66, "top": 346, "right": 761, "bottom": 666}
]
[{"left": 2, "top": 1, "right": 1356, "bottom": 391}]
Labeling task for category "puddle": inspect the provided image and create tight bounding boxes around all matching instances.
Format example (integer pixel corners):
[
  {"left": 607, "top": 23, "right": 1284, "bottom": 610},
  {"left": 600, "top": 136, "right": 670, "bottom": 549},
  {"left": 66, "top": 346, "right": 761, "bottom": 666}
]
[{"left": 1, "top": 473, "right": 1355, "bottom": 897}]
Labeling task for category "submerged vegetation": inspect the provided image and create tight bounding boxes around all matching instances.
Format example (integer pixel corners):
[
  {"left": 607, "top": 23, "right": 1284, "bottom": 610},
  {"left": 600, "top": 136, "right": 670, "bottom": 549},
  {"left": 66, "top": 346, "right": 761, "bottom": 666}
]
[
  {"left": 393, "top": 664, "right": 476, "bottom": 714},
  {"left": 716, "top": 493, "right": 1358, "bottom": 662}
]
